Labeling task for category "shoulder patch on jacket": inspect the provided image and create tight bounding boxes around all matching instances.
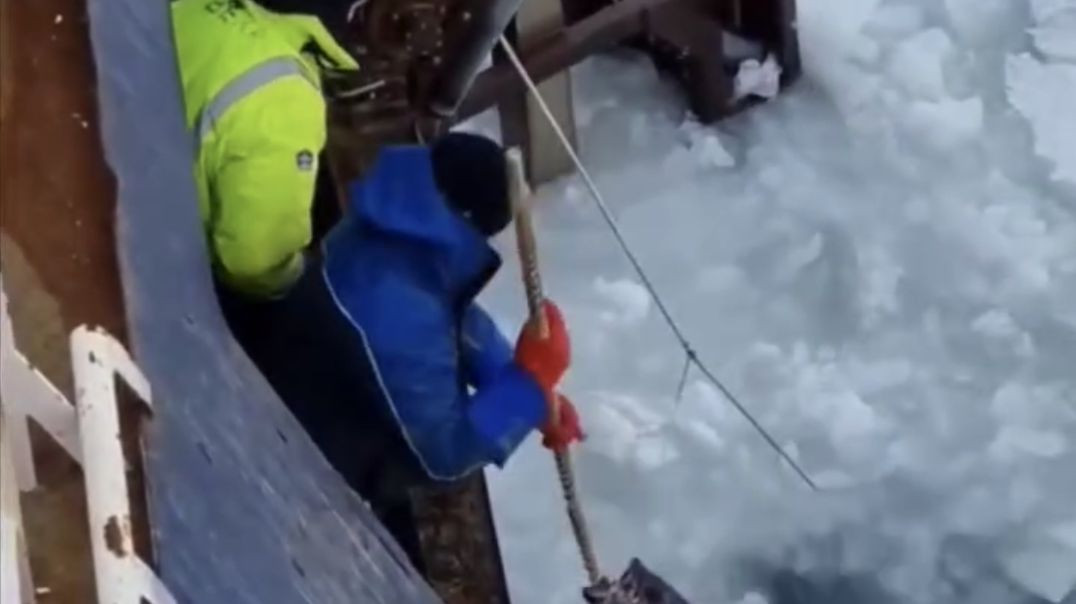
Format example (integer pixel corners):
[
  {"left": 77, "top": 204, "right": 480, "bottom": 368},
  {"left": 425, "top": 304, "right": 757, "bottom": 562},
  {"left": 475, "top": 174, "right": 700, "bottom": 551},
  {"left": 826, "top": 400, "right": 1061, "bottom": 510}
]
[{"left": 296, "top": 150, "right": 315, "bottom": 172}]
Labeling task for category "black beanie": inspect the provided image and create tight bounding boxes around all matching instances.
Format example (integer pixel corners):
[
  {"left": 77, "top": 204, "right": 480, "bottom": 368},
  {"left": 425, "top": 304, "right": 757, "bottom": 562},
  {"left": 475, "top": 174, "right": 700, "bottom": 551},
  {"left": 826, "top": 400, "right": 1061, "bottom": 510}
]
[{"left": 430, "top": 133, "right": 511, "bottom": 237}]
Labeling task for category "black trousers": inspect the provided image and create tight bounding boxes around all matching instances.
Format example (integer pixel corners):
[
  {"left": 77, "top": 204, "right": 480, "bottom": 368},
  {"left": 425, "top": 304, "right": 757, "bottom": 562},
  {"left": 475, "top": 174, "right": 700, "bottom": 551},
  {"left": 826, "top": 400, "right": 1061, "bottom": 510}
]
[{"left": 216, "top": 263, "right": 429, "bottom": 569}]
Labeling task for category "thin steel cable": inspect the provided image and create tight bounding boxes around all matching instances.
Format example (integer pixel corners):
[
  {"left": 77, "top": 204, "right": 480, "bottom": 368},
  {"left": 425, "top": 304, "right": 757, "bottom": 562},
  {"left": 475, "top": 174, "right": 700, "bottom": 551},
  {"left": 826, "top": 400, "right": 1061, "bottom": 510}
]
[{"left": 497, "top": 35, "right": 818, "bottom": 491}]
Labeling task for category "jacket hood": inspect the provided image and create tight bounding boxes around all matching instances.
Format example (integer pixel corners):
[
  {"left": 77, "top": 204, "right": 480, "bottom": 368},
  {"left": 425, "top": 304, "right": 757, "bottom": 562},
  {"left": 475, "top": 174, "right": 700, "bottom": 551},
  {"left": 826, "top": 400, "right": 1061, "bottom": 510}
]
[{"left": 344, "top": 146, "right": 501, "bottom": 294}]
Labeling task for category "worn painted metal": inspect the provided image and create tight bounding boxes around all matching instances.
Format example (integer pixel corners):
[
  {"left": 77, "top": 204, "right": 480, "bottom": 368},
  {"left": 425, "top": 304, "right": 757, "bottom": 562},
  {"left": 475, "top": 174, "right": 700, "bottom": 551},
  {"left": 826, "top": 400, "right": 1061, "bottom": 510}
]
[
  {"left": 70, "top": 326, "right": 170, "bottom": 604},
  {"left": 1, "top": 295, "right": 181, "bottom": 604}
]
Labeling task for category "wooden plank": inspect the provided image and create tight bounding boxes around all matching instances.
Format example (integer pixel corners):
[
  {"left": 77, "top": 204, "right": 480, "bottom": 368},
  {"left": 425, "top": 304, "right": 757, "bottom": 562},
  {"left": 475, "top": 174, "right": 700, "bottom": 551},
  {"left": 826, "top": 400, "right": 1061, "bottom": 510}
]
[{"left": 515, "top": 0, "right": 578, "bottom": 183}]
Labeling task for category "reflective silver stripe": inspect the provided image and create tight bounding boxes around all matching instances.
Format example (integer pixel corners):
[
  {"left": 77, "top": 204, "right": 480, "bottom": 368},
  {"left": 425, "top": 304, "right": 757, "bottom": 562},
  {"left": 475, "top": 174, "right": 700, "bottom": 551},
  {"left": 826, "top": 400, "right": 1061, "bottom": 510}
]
[{"left": 195, "top": 57, "right": 316, "bottom": 141}]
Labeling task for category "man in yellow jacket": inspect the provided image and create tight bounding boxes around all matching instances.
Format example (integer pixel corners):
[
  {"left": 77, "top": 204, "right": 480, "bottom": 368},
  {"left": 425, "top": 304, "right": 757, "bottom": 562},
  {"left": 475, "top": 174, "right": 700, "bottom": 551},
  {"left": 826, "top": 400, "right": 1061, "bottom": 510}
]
[{"left": 171, "top": 0, "right": 358, "bottom": 298}]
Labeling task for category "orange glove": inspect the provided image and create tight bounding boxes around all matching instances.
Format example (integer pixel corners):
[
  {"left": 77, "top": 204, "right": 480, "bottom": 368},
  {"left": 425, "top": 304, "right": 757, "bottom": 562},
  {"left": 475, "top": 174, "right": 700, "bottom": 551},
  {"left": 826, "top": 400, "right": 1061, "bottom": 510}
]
[
  {"left": 541, "top": 394, "right": 584, "bottom": 452},
  {"left": 514, "top": 300, "right": 570, "bottom": 391}
]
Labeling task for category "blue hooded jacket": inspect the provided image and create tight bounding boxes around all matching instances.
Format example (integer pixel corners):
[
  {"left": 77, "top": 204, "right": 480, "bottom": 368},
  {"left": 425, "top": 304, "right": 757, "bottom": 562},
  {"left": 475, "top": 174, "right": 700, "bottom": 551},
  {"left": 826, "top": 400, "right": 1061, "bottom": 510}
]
[{"left": 321, "top": 146, "right": 548, "bottom": 481}]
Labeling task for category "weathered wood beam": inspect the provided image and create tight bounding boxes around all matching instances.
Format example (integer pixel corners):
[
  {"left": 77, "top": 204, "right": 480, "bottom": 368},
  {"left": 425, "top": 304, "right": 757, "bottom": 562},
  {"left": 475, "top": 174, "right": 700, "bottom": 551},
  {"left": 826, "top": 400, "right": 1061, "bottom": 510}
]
[
  {"left": 514, "top": 0, "right": 578, "bottom": 182},
  {"left": 648, "top": 3, "right": 734, "bottom": 122}
]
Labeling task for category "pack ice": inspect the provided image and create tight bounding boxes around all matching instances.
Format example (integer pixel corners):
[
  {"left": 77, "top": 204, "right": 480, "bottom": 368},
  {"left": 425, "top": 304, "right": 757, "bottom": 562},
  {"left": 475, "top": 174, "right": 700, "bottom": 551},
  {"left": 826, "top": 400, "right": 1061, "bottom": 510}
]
[{"left": 466, "top": 0, "right": 1076, "bottom": 602}]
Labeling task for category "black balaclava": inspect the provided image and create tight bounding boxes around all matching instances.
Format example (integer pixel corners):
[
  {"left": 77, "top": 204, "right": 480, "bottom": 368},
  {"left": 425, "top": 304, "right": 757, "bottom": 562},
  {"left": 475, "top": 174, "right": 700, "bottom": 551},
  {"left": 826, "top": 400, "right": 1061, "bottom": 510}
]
[{"left": 430, "top": 133, "right": 511, "bottom": 238}]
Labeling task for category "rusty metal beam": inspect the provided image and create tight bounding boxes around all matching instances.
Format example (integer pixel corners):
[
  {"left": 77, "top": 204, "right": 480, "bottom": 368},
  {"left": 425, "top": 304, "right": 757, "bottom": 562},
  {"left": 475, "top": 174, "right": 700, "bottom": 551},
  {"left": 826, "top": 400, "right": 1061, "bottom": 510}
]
[{"left": 427, "top": 0, "right": 527, "bottom": 116}]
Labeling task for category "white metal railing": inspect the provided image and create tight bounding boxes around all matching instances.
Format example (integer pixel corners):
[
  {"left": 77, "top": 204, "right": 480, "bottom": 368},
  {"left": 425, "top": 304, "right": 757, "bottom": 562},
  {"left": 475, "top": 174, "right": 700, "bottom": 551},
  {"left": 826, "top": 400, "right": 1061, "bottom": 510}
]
[{"left": 1, "top": 273, "right": 177, "bottom": 604}]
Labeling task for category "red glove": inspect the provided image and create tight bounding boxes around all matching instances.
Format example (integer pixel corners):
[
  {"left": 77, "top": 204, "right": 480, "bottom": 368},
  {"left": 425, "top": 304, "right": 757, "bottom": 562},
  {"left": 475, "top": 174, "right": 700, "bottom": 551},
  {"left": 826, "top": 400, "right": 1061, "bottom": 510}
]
[
  {"left": 541, "top": 394, "right": 584, "bottom": 452},
  {"left": 514, "top": 300, "right": 570, "bottom": 391}
]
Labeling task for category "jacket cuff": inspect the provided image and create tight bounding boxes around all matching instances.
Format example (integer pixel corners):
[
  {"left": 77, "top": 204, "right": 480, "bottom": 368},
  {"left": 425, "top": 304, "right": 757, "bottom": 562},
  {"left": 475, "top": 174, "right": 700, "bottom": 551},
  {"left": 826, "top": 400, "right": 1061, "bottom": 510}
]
[{"left": 467, "top": 364, "right": 547, "bottom": 466}]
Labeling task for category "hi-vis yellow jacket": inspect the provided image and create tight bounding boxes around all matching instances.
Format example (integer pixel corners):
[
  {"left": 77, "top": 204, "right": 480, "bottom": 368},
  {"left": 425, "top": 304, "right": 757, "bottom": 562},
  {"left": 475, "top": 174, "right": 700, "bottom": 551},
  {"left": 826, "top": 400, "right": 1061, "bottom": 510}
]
[{"left": 171, "top": 0, "right": 358, "bottom": 297}]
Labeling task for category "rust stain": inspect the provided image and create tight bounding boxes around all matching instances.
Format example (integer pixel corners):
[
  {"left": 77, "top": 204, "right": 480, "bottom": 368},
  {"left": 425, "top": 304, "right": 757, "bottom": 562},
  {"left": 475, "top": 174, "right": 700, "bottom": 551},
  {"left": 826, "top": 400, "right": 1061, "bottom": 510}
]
[{"left": 103, "top": 515, "right": 130, "bottom": 557}]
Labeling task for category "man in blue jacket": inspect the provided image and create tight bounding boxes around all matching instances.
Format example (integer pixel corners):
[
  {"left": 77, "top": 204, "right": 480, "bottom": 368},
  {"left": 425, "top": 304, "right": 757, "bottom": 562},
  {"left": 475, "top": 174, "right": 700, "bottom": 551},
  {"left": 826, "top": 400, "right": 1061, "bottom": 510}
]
[
  {"left": 323, "top": 132, "right": 582, "bottom": 481},
  {"left": 220, "top": 132, "right": 582, "bottom": 565}
]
